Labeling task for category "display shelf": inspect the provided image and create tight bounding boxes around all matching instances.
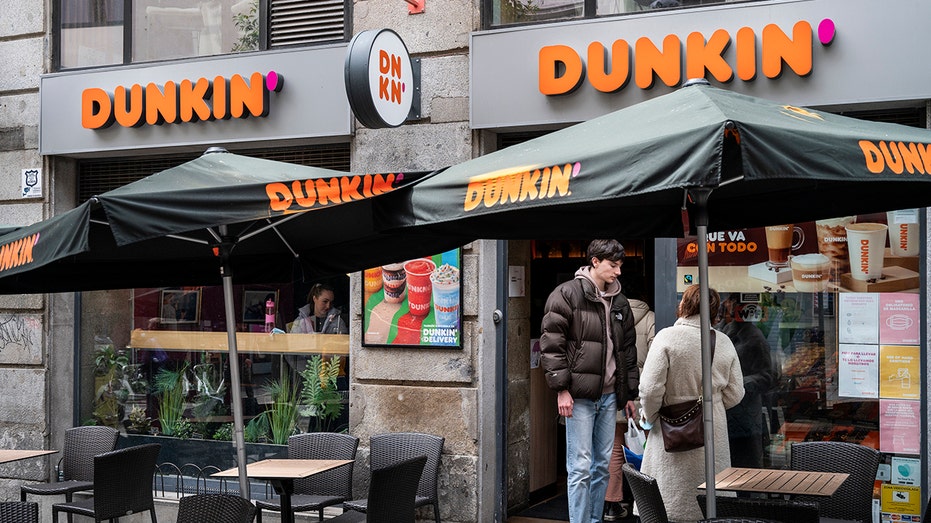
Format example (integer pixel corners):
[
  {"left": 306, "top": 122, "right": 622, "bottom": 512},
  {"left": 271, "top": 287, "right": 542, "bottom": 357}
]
[{"left": 128, "top": 330, "right": 349, "bottom": 355}]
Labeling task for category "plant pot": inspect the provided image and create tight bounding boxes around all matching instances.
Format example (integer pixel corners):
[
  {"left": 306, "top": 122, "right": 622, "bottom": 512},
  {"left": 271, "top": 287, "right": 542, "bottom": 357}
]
[{"left": 119, "top": 433, "right": 286, "bottom": 471}]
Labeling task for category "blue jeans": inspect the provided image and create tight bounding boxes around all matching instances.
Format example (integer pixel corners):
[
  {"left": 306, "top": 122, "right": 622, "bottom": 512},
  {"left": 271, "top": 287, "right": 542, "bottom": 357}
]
[{"left": 565, "top": 392, "right": 617, "bottom": 523}]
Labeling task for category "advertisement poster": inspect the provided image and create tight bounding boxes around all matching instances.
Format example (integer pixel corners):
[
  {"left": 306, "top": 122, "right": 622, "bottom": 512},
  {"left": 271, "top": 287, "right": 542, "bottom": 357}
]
[
  {"left": 879, "top": 345, "right": 920, "bottom": 399},
  {"left": 837, "top": 344, "right": 878, "bottom": 398},
  {"left": 878, "top": 399, "right": 920, "bottom": 455},
  {"left": 362, "top": 249, "right": 461, "bottom": 348},
  {"left": 838, "top": 293, "right": 880, "bottom": 344},
  {"left": 880, "top": 483, "right": 921, "bottom": 517},
  {"left": 879, "top": 293, "right": 920, "bottom": 345},
  {"left": 891, "top": 457, "right": 920, "bottom": 486}
]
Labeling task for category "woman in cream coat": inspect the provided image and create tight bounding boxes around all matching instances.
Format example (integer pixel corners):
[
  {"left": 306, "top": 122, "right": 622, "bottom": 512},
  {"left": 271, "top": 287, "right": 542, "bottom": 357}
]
[{"left": 638, "top": 285, "right": 744, "bottom": 521}]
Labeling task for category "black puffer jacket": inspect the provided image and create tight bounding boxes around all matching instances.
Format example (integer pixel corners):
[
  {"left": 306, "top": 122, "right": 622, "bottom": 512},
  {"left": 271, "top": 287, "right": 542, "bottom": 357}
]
[{"left": 540, "top": 275, "right": 639, "bottom": 402}]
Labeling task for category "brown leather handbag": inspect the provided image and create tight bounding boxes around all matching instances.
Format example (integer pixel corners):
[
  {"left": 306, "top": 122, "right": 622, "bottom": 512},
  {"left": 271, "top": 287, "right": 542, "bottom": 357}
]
[{"left": 657, "top": 330, "right": 715, "bottom": 453}]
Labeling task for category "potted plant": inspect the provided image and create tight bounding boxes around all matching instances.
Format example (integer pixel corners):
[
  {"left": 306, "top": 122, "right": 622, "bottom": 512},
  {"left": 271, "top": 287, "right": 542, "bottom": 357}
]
[
  {"left": 125, "top": 406, "right": 152, "bottom": 434},
  {"left": 257, "top": 372, "right": 300, "bottom": 445},
  {"left": 92, "top": 336, "right": 130, "bottom": 428},
  {"left": 300, "top": 355, "right": 344, "bottom": 433},
  {"left": 154, "top": 362, "right": 189, "bottom": 437}
]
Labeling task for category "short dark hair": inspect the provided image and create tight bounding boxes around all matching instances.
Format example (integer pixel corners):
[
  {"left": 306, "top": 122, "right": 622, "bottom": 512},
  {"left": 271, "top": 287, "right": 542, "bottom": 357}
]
[
  {"left": 678, "top": 284, "right": 720, "bottom": 321},
  {"left": 586, "top": 239, "right": 625, "bottom": 266}
]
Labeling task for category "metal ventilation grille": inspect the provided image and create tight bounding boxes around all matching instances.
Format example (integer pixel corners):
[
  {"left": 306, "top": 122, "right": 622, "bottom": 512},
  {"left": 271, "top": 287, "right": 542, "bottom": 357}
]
[
  {"left": 837, "top": 107, "right": 926, "bottom": 129},
  {"left": 269, "top": 0, "right": 347, "bottom": 48},
  {"left": 78, "top": 143, "right": 351, "bottom": 202}
]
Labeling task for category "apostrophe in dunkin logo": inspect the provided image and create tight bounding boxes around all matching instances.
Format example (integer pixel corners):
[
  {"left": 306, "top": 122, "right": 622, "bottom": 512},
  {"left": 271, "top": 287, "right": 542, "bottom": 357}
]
[
  {"left": 266, "top": 172, "right": 405, "bottom": 212},
  {"left": 82, "top": 71, "right": 283, "bottom": 130},
  {"left": 859, "top": 140, "right": 931, "bottom": 175},
  {"left": 463, "top": 162, "right": 580, "bottom": 212},
  {"left": 539, "top": 19, "right": 836, "bottom": 95},
  {"left": 0, "top": 233, "right": 39, "bottom": 273}
]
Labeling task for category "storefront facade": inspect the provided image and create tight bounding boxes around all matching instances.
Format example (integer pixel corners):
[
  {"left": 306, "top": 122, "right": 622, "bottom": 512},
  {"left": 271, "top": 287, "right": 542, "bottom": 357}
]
[{"left": 0, "top": 0, "right": 928, "bottom": 521}]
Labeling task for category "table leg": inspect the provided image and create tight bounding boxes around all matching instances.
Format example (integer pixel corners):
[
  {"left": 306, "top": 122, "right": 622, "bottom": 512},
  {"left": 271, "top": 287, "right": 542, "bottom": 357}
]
[{"left": 270, "top": 479, "right": 296, "bottom": 523}]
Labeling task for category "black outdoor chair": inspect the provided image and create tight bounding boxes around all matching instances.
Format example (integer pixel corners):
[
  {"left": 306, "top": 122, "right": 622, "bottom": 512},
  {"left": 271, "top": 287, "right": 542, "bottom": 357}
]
[
  {"left": 343, "top": 432, "right": 444, "bottom": 523},
  {"left": 255, "top": 432, "right": 359, "bottom": 523},
  {"left": 176, "top": 494, "right": 256, "bottom": 523},
  {"left": 0, "top": 502, "right": 38, "bottom": 523},
  {"left": 697, "top": 494, "right": 820, "bottom": 523},
  {"left": 790, "top": 441, "right": 880, "bottom": 523},
  {"left": 21, "top": 425, "right": 119, "bottom": 508},
  {"left": 330, "top": 455, "right": 428, "bottom": 523},
  {"left": 51, "top": 443, "right": 161, "bottom": 523},
  {"left": 622, "top": 463, "right": 669, "bottom": 523}
]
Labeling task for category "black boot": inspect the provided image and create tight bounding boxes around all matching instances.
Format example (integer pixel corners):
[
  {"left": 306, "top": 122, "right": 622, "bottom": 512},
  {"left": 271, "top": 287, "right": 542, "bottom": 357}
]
[{"left": 604, "top": 501, "right": 629, "bottom": 521}]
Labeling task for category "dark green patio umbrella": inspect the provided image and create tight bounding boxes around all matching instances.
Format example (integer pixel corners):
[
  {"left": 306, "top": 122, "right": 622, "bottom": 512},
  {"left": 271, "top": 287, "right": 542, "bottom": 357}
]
[
  {"left": 379, "top": 80, "right": 931, "bottom": 515},
  {"left": 0, "top": 149, "right": 467, "bottom": 497}
]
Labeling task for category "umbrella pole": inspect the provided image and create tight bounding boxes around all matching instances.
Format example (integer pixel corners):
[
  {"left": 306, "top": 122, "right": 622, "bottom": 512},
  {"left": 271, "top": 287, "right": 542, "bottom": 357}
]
[
  {"left": 218, "top": 228, "right": 251, "bottom": 498},
  {"left": 692, "top": 188, "right": 717, "bottom": 518}
]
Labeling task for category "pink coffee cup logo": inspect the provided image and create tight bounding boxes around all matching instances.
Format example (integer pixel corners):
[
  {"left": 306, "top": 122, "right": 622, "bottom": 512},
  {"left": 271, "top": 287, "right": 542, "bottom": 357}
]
[{"left": 404, "top": 258, "right": 436, "bottom": 316}]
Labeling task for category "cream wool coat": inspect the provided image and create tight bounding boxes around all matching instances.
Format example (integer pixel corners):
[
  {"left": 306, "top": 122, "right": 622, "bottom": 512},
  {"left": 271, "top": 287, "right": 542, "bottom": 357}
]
[{"left": 638, "top": 315, "right": 744, "bottom": 522}]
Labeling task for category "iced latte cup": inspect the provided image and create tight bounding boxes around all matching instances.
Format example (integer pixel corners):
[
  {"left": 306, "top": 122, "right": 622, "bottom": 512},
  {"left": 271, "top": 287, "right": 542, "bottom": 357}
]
[{"left": 815, "top": 216, "right": 856, "bottom": 282}]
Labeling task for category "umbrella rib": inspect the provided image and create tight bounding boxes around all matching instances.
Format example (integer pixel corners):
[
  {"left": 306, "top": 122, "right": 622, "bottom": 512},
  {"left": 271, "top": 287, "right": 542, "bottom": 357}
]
[{"left": 238, "top": 215, "right": 300, "bottom": 258}]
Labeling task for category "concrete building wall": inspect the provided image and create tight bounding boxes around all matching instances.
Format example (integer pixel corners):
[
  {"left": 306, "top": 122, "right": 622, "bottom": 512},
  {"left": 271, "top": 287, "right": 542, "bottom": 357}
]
[{"left": 0, "top": 0, "right": 52, "bottom": 500}]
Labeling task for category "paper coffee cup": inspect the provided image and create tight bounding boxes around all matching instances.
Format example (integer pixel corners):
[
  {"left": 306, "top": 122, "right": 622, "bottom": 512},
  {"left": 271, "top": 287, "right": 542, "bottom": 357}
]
[
  {"left": 846, "top": 223, "right": 888, "bottom": 280},
  {"left": 886, "top": 211, "right": 919, "bottom": 257},
  {"left": 789, "top": 253, "right": 830, "bottom": 292}
]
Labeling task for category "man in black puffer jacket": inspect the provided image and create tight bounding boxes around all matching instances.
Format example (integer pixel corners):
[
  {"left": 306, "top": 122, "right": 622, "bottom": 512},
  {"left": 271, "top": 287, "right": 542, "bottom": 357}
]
[{"left": 541, "top": 239, "right": 639, "bottom": 523}]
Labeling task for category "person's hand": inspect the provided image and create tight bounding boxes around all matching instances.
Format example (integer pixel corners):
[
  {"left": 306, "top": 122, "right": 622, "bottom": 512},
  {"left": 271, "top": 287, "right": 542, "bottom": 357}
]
[
  {"left": 624, "top": 400, "right": 638, "bottom": 421},
  {"left": 557, "top": 390, "right": 574, "bottom": 418}
]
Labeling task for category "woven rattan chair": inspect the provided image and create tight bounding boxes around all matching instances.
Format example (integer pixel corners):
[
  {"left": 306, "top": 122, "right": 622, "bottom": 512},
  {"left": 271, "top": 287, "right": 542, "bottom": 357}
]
[
  {"left": 697, "top": 494, "right": 820, "bottom": 523},
  {"left": 790, "top": 441, "right": 880, "bottom": 523},
  {"left": 330, "top": 455, "right": 428, "bottom": 523},
  {"left": 21, "top": 426, "right": 119, "bottom": 507},
  {"left": 343, "top": 432, "right": 444, "bottom": 523},
  {"left": 52, "top": 443, "right": 161, "bottom": 523},
  {"left": 176, "top": 494, "right": 256, "bottom": 523},
  {"left": 0, "top": 502, "right": 38, "bottom": 523},
  {"left": 255, "top": 432, "right": 359, "bottom": 523},
  {"left": 622, "top": 463, "right": 669, "bottom": 523}
]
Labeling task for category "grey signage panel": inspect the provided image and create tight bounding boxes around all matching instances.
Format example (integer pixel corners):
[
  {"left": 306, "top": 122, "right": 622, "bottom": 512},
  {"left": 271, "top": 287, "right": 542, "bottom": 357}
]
[
  {"left": 471, "top": 0, "right": 931, "bottom": 129},
  {"left": 40, "top": 44, "right": 352, "bottom": 157}
]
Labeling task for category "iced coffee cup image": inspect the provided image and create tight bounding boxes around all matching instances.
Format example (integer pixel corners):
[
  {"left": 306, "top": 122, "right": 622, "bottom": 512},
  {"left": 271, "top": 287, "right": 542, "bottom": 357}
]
[
  {"left": 886, "top": 211, "right": 919, "bottom": 257},
  {"left": 846, "top": 223, "right": 888, "bottom": 280},
  {"left": 430, "top": 263, "right": 460, "bottom": 327},
  {"left": 789, "top": 253, "right": 831, "bottom": 292},
  {"left": 815, "top": 216, "right": 855, "bottom": 281},
  {"left": 404, "top": 258, "right": 436, "bottom": 316},
  {"left": 764, "top": 224, "right": 803, "bottom": 269}
]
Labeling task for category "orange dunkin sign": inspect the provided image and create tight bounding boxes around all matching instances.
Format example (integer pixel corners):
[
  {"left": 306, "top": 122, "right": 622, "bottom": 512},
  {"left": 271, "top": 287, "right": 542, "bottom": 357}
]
[
  {"left": 0, "top": 233, "right": 38, "bottom": 273},
  {"left": 266, "top": 172, "right": 403, "bottom": 212},
  {"left": 539, "top": 19, "right": 836, "bottom": 95},
  {"left": 463, "top": 162, "right": 580, "bottom": 212},
  {"left": 82, "top": 71, "right": 283, "bottom": 129},
  {"left": 859, "top": 140, "right": 931, "bottom": 175}
]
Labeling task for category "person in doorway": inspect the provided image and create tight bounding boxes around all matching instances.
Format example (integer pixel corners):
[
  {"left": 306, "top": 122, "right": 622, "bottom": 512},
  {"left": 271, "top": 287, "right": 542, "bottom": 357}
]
[
  {"left": 604, "top": 280, "right": 654, "bottom": 521},
  {"left": 290, "top": 283, "right": 348, "bottom": 334},
  {"left": 717, "top": 293, "right": 777, "bottom": 469},
  {"left": 541, "top": 239, "right": 639, "bottom": 523},
  {"left": 638, "top": 285, "right": 744, "bottom": 521}
]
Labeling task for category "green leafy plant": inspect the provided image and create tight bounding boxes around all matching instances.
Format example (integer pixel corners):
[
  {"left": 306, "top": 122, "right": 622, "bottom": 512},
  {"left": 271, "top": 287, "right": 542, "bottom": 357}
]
[
  {"left": 259, "top": 372, "right": 300, "bottom": 445},
  {"left": 244, "top": 415, "right": 270, "bottom": 443},
  {"left": 154, "top": 362, "right": 190, "bottom": 437},
  {"left": 231, "top": 0, "right": 259, "bottom": 52},
  {"left": 212, "top": 423, "right": 233, "bottom": 441},
  {"left": 300, "top": 355, "right": 343, "bottom": 433},
  {"left": 93, "top": 337, "right": 130, "bottom": 427},
  {"left": 126, "top": 407, "right": 152, "bottom": 434},
  {"left": 174, "top": 418, "right": 195, "bottom": 439}
]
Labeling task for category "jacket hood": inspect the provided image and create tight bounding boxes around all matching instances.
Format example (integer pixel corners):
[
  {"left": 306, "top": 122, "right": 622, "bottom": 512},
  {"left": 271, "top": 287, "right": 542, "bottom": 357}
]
[{"left": 575, "top": 266, "right": 621, "bottom": 297}]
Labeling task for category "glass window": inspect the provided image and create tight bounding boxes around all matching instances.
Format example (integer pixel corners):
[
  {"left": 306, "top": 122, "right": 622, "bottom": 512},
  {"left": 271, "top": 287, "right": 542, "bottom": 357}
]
[
  {"left": 60, "top": 0, "right": 125, "bottom": 69},
  {"left": 81, "top": 277, "right": 351, "bottom": 457},
  {"left": 675, "top": 209, "right": 923, "bottom": 470},
  {"left": 131, "top": 0, "right": 259, "bottom": 63}
]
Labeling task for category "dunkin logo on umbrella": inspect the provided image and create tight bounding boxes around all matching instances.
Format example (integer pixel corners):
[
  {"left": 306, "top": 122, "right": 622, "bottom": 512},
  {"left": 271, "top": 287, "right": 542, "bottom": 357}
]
[
  {"left": 463, "top": 162, "right": 581, "bottom": 211},
  {"left": 266, "top": 172, "right": 404, "bottom": 212},
  {"left": 0, "top": 233, "right": 38, "bottom": 273},
  {"left": 858, "top": 140, "right": 931, "bottom": 175}
]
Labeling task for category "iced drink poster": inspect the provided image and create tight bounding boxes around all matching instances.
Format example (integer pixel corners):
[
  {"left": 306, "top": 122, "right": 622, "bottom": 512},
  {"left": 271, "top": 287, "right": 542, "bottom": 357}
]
[{"left": 362, "top": 249, "right": 462, "bottom": 348}]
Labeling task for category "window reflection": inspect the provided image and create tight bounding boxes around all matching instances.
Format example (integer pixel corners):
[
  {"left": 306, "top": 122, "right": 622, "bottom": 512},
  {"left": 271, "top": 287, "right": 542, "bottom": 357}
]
[
  {"left": 60, "top": 0, "right": 124, "bottom": 68},
  {"left": 132, "top": 0, "right": 258, "bottom": 63}
]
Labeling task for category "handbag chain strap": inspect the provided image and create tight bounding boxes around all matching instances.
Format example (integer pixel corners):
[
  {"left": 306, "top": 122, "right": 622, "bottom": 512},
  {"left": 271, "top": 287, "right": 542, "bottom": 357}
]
[{"left": 658, "top": 396, "right": 703, "bottom": 423}]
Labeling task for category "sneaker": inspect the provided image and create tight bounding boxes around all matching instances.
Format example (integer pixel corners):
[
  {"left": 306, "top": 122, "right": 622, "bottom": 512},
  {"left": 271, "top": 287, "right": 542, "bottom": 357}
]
[{"left": 604, "top": 501, "right": 630, "bottom": 521}]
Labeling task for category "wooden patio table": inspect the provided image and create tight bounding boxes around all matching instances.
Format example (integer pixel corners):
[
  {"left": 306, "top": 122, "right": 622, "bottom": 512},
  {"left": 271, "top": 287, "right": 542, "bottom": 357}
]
[
  {"left": 214, "top": 459, "right": 353, "bottom": 523},
  {"left": 0, "top": 449, "right": 57, "bottom": 464},
  {"left": 698, "top": 467, "right": 849, "bottom": 497}
]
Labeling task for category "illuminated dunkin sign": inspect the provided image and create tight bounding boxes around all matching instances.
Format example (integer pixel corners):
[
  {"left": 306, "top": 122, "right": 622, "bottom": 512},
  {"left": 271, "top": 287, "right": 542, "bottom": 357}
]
[{"left": 344, "top": 29, "right": 419, "bottom": 128}]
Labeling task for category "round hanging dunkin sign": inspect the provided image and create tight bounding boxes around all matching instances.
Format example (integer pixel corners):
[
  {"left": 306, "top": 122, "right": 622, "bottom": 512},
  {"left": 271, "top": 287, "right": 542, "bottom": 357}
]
[{"left": 345, "top": 29, "right": 416, "bottom": 129}]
